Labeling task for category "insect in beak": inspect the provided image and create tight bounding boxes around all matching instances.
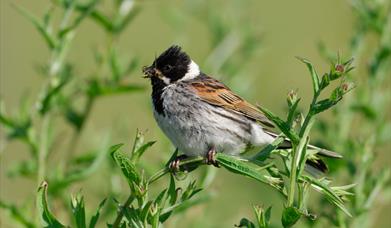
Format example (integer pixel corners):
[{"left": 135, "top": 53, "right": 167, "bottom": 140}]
[{"left": 142, "top": 66, "right": 154, "bottom": 78}]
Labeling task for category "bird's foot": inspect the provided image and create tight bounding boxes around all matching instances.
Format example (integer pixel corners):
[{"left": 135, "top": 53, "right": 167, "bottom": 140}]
[
  {"left": 168, "top": 154, "right": 189, "bottom": 172},
  {"left": 205, "top": 147, "right": 219, "bottom": 167}
]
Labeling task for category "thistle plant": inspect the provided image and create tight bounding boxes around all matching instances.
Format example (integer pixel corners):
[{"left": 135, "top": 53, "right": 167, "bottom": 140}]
[
  {"left": 1, "top": 0, "right": 145, "bottom": 226},
  {"left": 226, "top": 56, "right": 355, "bottom": 227},
  {"left": 310, "top": 0, "right": 391, "bottom": 227},
  {"left": 1, "top": 0, "right": 390, "bottom": 228}
]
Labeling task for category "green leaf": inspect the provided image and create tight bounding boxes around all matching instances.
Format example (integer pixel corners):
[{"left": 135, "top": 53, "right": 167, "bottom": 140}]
[
  {"left": 71, "top": 2, "right": 114, "bottom": 31},
  {"left": 369, "top": 46, "right": 390, "bottom": 75},
  {"left": 160, "top": 194, "right": 211, "bottom": 220},
  {"left": 287, "top": 97, "right": 301, "bottom": 127},
  {"left": 251, "top": 136, "right": 285, "bottom": 162},
  {"left": 123, "top": 207, "right": 143, "bottom": 228},
  {"left": 87, "top": 79, "right": 144, "bottom": 97},
  {"left": 155, "top": 189, "right": 167, "bottom": 207},
  {"left": 89, "top": 10, "right": 114, "bottom": 31},
  {"left": 281, "top": 206, "right": 301, "bottom": 227},
  {"left": 13, "top": 4, "right": 56, "bottom": 49},
  {"left": 70, "top": 194, "right": 86, "bottom": 228},
  {"left": 296, "top": 129, "right": 313, "bottom": 178},
  {"left": 302, "top": 175, "right": 352, "bottom": 216},
  {"left": 257, "top": 106, "right": 300, "bottom": 144},
  {"left": 253, "top": 205, "right": 272, "bottom": 228},
  {"left": 110, "top": 144, "right": 141, "bottom": 185},
  {"left": 312, "top": 98, "right": 340, "bottom": 114},
  {"left": 149, "top": 191, "right": 166, "bottom": 226},
  {"left": 0, "top": 110, "right": 32, "bottom": 142},
  {"left": 236, "top": 218, "right": 256, "bottom": 228},
  {"left": 181, "top": 181, "right": 202, "bottom": 201},
  {"left": 330, "top": 87, "right": 344, "bottom": 102},
  {"left": 140, "top": 201, "right": 153, "bottom": 223},
  {"left": 113, "top": 6, "right": 142, "bottom": 33},
  {"left": 319, "top": 73, "right": 330, "bottom": 90},
  {"left": 109, "top": 48, "right": 122, "bottom": 82},
  {"left": 312, "top": 85, "right": 353, "bottom": 113},
  {"left": 50, "top": 139, "right": 109, "bottom": 192},
  {"left": 167, "top": 174, "right": 178, "bottom": 205},
  {"left": 37, "top": 66, "right": 72, "bottom": 115},
  {"left": 65, "top": 106, "right": 85, "bottom": 130},
  {"left": 132, "top": 141, "right": 156, "bottom": 163},
  {"left": 159, "top": 175, "right": 178, "bottom": 223},
  {"left": 0, "top": 200, "right": 35, "bottom": 228},
  {"left": 89, "top": 198, "right": 106, "bottom": 228},
  {"left": 296, "top": 57, "right": 320, "bottom": 93},
  {"left": 365, "top": 168, "right": 390, "bottom": 208},
  {"left": 130, "top": 130, "right": 156, "bottom": 163},
  {"left": 131, "top": 129, "right": 144, "bottom": 153},
  {"left": 7, "top": 159, "right": 38, "bottom": 178},
  {"left": 216, "top": 153, "right": 284, "bottom": 193},
  {"left": 37, "top": 181, "right": 65, "bottom": 228},
  {"left": 350, "top": 104, "right": 377, "bottom": 119},
  {"left": 108, "top": 143, "right": 123, "bottom": 155},
  {"left": 58, "top": 0, "right": 99, "bottom": 38},
  {"left": 150, "top": 203, "right": 160, "bottom": 228}
]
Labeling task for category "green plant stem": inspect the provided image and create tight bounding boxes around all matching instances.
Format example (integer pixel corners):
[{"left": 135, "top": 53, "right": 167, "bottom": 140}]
[
  {"left": 111, "top": 156, "right": 205, "bottom": 227},
  {"left": 287, "top": 121, "right": 314, "bottom": 206},
  {"left": 148, "top": 167, "right": 169, "bottom": 185},
  {"left": 62, "top": 96, "right": 95, "bottom": 171},
  {"left": 35, "top": 114, "right": 51, "bottom": 226},
  {"left": 287, "top": 91, "right": 319, "bottom": 207},
  {"left": 37, "top": 114, "right": 51, "bottom": 185},
  {"left": 112, "top": 194, "right": 135, "bottom": 228},
  {"left": 147, "top": 156, "right": 205, "bottom": 184},
  {"left": 287, "top": 145, "right": 298, "bottom": 207}
]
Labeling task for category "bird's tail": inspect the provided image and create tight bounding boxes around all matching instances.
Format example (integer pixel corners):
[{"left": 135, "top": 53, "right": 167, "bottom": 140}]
[{"left": 264, "top": 131, "right": 342, "bottom": 174}]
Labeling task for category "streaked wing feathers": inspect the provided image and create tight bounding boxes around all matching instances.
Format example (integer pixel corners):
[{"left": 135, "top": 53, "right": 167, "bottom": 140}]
[{"left": 190, "top": 76, "right": 274, "bottom": 128}]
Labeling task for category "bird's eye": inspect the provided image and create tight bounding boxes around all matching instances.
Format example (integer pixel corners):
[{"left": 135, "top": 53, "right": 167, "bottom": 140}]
[{"left": 163, "top": 65, "right": 173, "bottom": 72}]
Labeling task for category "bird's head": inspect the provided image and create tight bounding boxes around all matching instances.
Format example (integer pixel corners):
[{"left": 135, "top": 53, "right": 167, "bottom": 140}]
[{"left": 143, "top": 45, "right": 200, "bottom": 85}]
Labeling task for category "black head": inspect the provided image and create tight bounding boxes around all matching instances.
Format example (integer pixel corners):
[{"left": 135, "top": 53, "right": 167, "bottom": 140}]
[{"left": 143, "top": 45, "right": 199, "bottom": 84}]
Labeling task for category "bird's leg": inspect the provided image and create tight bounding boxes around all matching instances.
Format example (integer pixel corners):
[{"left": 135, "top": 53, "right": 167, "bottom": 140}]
[
  {"left": 205, "top": 147, "right": 219, "bottom": 167},
  {"left": 168, "top": 154, "right": 189, "bottom": 172}
]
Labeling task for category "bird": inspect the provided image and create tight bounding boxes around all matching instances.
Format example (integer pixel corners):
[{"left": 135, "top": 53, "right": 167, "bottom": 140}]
[{"left": 142, "top": 45, "right": 341, "bottom": 171}]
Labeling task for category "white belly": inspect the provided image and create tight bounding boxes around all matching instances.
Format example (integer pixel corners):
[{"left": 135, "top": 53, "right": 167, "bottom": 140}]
[{"left": 154, "top": 107, "right": 273, "bottom": 157}]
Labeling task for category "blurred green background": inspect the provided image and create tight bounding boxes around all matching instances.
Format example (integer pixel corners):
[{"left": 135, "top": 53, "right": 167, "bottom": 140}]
[{"left": 1, "top": 0, "right": 390, "bottom": 227}]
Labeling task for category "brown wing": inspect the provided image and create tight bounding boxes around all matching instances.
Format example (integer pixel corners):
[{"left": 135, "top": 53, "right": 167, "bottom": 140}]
[{"left": 189, "top": 76, "right": 274, "bottom": 128}]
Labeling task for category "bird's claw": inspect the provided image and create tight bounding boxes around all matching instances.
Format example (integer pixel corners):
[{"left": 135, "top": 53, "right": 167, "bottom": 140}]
[
  {"left": 206, "top": 148, "right": 219, "bottom": 167},
  {"left": 168, "top": 154, "right": 188, "bottom": 172}
]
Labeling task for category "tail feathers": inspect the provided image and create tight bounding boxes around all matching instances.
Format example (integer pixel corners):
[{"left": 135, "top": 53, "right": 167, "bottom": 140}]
[
  {"left": 307, "top": 144, "right": 342, "bottom": 158},
  {"left": 264, "top": 131, "right": 342, "bottom": 173},
  {"left": 305, "top": 157, "right": 328, "bottom": 173}
]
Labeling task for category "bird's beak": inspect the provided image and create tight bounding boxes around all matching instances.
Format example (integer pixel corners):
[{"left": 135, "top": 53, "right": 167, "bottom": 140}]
[{"left": 142, "top": 66, "right": 155, "bottom": 78}]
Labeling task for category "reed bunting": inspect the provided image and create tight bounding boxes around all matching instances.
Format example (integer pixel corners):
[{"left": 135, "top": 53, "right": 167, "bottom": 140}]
[{"left": 143, "top": 45, "right": 340, "bottom": 171}]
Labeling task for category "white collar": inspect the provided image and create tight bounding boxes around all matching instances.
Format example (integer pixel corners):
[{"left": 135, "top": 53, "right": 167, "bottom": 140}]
[{"left": 179, "top": 60, "right": 200, "bottom": 81}]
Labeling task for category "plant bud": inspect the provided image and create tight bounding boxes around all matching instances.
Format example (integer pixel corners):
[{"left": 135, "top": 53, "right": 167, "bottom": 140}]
[
  {"left": 287, "top": 90, "right": 298, "bottom": 107},
  {"left": 341, "top": 83, "right": 349, "bottom": 92},
  {"left": 341, "top": 82, "right": 354, "bottom": 93},
  {"left": 335, "top": 64, "right": 345, "bottom": 73},
  {"left": 150, "top": 203, "right": 158, "bottom": 216}
]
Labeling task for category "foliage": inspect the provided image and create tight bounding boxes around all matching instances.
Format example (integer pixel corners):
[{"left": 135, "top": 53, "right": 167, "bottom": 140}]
[
  {"left": 229, "top": 54, "right": 355, "bottom": 227},
  {"left": 311, "top": 0, "right": 391, "bottom": 227},
  {"left": 1, "top": 0, "right": 146, "bottom": 227},
  {"left": 1, "top": 0, "right": 390, "bottom": 227}
]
